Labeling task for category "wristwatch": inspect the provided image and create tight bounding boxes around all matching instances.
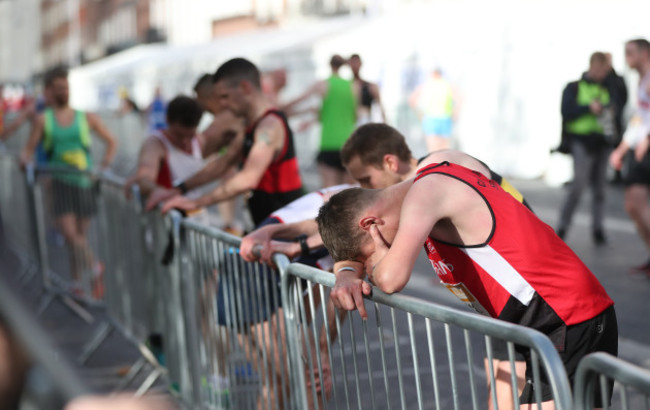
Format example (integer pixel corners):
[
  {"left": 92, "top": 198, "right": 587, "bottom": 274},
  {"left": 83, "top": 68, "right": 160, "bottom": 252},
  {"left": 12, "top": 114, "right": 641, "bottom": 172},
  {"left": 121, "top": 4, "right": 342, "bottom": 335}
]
[
  {"left": 294, "top": 234, "right": 309, "bottom": 257},
  {"left": 174, "top": 181, "right": 188, "bottom": 194}
]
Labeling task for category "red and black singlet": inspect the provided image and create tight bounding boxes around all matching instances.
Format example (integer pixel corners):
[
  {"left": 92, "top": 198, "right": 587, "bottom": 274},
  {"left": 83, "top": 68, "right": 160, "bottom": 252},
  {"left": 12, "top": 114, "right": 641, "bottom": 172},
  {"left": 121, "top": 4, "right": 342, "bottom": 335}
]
[
  {"left": 242, "top": 109, "right": 303, "bottom": 225},
  {"left": 416, "top": 162, "right": 613, "bottom": 348}
]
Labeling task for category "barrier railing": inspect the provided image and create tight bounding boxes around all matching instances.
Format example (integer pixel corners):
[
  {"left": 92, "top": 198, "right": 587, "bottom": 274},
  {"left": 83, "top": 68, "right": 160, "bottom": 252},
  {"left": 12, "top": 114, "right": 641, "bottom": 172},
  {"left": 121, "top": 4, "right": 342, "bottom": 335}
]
[
  {"left": 176, "top": 215, "right": 293, "bottom": 409},
  {"left": 0, "top": 156, "right": 40, "bottom": 276},
  {"left": 77, "top": 175, "right": 167, "bottom": 395},
  {"left": 30, "top": 165, "right": 106, "bottom": 325},
  {"left": 574, "top": 352, "right": 650, "bottom": 410},
  {"left": 282, "top": 263, "right": 574, "bottom": 410},
  {"left": 3, "top": 156, "right": 650, "bottom": 409}
]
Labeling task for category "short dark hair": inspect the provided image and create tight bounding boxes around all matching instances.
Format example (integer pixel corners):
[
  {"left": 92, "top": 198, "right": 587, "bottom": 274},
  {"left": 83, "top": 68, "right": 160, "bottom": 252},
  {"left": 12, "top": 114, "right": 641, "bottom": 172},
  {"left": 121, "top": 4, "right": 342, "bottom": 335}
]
[
  {"left": 166, "top": 95, "right": 203, "bottom": 127},
  {"left": 44, "top": 66, "right": 68, "bottom": 87},
  {"left": 193, "top": 73, "right": 214, "bottom": 95},
  {"left": 316, "top": 187, "right": 377, "bottom": 262},
  {"left": 349, "top": 54, "right": 361, "bottom": 61},
  {"left": 213, "top": 58, "right": 261, "bottom": 90},
  {"left": 590, "top": 51, "right": 608, "bottom": 66},
  {"left": 627, "top": 38, "right": 650, "bottom": 54},
  {"left": 330, "top": 54, "right": 346, "bottom": 70},
  {"left": 341, "top": 123, "right": 413, "bottom": 168}
]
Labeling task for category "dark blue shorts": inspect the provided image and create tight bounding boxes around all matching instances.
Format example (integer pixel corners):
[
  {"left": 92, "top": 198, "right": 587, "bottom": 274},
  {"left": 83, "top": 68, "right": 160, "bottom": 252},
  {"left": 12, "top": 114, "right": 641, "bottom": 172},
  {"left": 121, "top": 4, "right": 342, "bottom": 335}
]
[{"left": 215, "top": 217, "right": 329, "bottom": 327}]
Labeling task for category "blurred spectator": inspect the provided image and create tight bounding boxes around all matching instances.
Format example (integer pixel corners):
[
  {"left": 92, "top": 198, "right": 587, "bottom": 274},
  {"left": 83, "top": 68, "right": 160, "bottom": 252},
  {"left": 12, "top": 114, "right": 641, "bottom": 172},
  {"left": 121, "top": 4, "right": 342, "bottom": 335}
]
[
  {"left": 409, "top": 67, "right": 456, "bottom": 152},
  {"left": 604, "top": 53, "right": 629, "bottom": 185},
  {"left": 147, "top": 87, "right": 167, "bottom": 134},
  {"left": 282, "top": 54, "right": 357, "bottom": 187},
  {"left": 118, "top": 87, "right": 141, "bottom": 117},
  {"left": 609, "top": 38, "right": 650, "bottom": 274},
  {"left": 603, "top": 52, "right": 629, "bottom": 146},
  {"left": 0, "top": 97, "right": 37, "bottom": 142},
  {"left": 556, "top": 52, "right": 613, "bottom": 245},
  {"left": 348, "top": 54, "right": 386, "bottom": 125},
  {"left": 261, "top": 68, "right": 287, "bottom": 107}
]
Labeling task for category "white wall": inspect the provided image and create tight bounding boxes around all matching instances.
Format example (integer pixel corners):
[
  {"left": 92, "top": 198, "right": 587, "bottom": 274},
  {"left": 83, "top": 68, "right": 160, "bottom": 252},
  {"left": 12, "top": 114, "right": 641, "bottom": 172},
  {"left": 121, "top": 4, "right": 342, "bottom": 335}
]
[{"left": 0, "top": 0, "right": 40, "bottom": 83}]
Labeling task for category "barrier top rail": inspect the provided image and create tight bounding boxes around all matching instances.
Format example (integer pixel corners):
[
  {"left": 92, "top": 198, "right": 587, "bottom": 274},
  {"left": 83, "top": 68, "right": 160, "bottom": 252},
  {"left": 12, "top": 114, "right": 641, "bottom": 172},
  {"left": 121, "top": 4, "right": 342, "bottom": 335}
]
[
  {"left": 179, "top": 213, "right": 243, "bottom": 247},
  {"left": 284, "top": 262, "right": 574, "bottom": 410},
  {"left": 0, "top": 273, "right": 92, "bottom": 401},
  {"left": 574, "top": 352, "right": 650, "bottom": 408}
]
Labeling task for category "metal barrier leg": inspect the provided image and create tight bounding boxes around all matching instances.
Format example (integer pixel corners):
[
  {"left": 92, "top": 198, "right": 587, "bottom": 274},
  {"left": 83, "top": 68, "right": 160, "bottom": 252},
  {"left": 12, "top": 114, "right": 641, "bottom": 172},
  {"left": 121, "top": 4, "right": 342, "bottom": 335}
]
[
  {"left": 60, "top": 295, "right": 94, "bottom": 324},
  {"left": 134, "top": 367, "right": 165, "bottom": 397},
  {"left": 18, "top": 262, "right": 38, "bottom": 287},
  {"left": 36, "top": 285, "right": 94, "bottom": 324},
  {"left": 113, "top": 356, "right": 146, "bottom": 393},
  {"left": 36, "top": 292, "right": 56, "bottom": 316},
  {"left": 78, "top": 321, "right": 113, "bottom": 364}
]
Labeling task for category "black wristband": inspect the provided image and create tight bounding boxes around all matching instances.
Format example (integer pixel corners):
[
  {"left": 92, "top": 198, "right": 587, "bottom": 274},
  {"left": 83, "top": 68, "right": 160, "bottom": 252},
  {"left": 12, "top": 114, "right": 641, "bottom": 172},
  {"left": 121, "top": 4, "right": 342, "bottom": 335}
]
[
  {"left": 175, "top": 181, "right": 188, "bottom": 194},
  {"left": 295, "top": 234, "right": 309, "bottom": 257}
]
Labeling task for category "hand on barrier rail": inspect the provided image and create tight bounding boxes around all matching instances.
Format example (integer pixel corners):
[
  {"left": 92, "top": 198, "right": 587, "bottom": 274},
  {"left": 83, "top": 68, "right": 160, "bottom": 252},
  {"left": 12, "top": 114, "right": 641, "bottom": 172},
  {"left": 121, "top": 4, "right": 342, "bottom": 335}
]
[
  {"left": 18, "top": 152, "right": 32, "bottom": 170},
  {"left": 241, "top": 229, "right": 272, "bottom": 262},
  {"left": 144, "top": 187, "right": 180, "bottom": 212},
  {"left": 331, "top": 260, "right": 372, "bottom": 319},
  {"left": 122, "top": 174, "right": 137, "bottom": 199},
  {"left": 160, "top": 195, "right": 198, "bottom": 214},
  {"left": 245, "top": 241, "right": 298, "bottom": 267}
]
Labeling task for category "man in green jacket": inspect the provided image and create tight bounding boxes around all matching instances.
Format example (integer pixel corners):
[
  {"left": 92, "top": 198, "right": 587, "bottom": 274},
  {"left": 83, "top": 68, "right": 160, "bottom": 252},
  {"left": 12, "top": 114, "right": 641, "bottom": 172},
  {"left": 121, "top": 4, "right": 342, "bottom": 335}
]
[{"left": 557, "top": 52, "right": 613, "bottom": 245}]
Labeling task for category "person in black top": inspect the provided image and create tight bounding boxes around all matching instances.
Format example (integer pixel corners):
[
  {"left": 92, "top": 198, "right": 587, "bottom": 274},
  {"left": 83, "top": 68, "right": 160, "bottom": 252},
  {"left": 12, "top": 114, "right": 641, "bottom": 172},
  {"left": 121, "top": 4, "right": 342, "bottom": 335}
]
[{"left": 349, "top": 54, "right": 386, "bottom": 125}]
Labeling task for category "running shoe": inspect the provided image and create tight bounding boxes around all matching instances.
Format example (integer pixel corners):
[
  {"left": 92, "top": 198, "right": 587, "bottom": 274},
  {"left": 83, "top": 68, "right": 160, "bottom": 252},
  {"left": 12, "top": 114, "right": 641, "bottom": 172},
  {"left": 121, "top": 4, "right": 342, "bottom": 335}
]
[{"left": 91, "top": 261, "right": 105, "bottom": 300}]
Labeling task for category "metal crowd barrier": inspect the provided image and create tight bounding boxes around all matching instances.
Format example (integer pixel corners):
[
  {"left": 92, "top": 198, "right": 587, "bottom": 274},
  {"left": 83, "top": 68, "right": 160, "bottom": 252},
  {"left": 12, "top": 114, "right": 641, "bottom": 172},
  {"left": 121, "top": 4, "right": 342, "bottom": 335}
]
[
  {"left": 78, "top": 175, "right": 167, "bottom": 395},
  {"left": 574, "top": 352, "right": 650, "bottom": 410},
  {"left": 0, "top": 155, "right": 40, "bottom": 276},
  {"left": 175, "top": 215, "right": 294, "bottom": 409},
  {"left": 282, "top": 263, "right": 574, "bottom": 410},
  {"left": 5, "top": 156, "right": 650, "bottom": 410},
  {"left": 29, "top": 164, "right": 107, "bottom": 324}
]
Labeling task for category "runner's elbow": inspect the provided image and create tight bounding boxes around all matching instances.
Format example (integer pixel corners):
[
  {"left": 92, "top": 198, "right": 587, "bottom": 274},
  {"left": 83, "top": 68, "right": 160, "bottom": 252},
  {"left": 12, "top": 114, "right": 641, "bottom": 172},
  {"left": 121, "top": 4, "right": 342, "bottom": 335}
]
[{"left": 374, "top": 276, "right": 407, "bottom": 295}]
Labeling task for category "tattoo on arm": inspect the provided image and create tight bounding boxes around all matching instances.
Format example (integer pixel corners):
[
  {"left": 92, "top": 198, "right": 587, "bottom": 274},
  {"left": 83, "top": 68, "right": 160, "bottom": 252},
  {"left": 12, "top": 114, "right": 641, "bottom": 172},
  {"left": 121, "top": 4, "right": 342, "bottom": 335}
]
[{"left": 257, "top": 130, "right": 272, "bottom": 146}]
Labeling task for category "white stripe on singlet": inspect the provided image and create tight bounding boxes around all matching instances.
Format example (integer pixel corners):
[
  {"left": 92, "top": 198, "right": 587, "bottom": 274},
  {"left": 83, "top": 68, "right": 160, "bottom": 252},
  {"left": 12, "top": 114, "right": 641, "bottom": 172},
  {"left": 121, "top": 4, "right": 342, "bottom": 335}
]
[{"left": 461, "top": 245, "right": 536, "bottom": 306}]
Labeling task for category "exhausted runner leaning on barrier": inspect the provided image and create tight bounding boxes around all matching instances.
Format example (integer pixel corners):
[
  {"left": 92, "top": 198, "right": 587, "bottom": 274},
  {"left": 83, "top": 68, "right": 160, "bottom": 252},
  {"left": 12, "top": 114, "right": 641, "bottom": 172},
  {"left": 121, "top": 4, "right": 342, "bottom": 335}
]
[
  {"left": 19, "top": 67, "right": 117, "bottom": 296},
  {"left": 146, "top": 58, "right": 304, "bottom": 227},
  {"left": 125, "top": 95, "right": 242, "bottom": 222},
  {"left": 317, "top": 153, "right": 618, "bottom": 409},
  {"left": 341, "top": 123, "right": 529, "bottom": 410},
  {"left": 245, "top": 123, "right": 531, "bottom": 409}
]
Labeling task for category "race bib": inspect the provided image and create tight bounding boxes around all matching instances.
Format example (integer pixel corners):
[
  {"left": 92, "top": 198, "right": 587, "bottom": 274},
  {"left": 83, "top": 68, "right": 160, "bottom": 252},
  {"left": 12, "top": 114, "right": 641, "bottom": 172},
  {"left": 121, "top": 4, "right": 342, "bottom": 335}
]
[
  {"left": 61, "top": 150, "right": 88, "bottom": 170},
  {"left": 441, "top": 281, "right": 490, "bottom": 316}
]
